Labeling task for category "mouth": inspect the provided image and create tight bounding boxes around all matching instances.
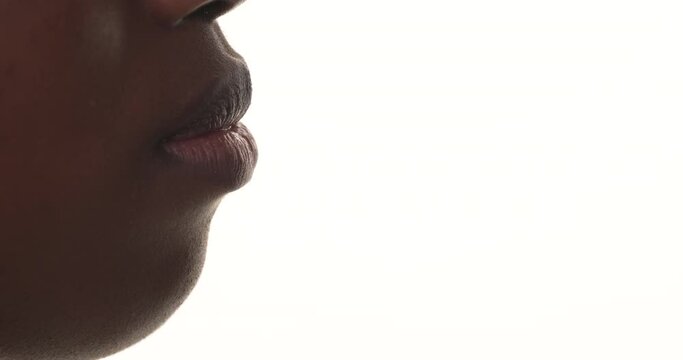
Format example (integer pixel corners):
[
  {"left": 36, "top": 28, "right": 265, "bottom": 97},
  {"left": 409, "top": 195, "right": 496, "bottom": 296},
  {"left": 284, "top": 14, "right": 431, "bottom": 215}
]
[
  {"left": 158, "top": 74, "right": 258, "bottom": 191},
  {"left": 161, "top": 74, "right": 252, "bottom": 142}
]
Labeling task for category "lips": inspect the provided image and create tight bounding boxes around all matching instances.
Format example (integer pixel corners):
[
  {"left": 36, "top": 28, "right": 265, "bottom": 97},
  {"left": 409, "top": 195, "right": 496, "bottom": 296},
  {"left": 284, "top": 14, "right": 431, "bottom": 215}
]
[
  {"left": 162, "top": 75, "right": 252, "bottom": 141},
  {"left": 159, "top": 74, "right": 258, "bottom": 191}
]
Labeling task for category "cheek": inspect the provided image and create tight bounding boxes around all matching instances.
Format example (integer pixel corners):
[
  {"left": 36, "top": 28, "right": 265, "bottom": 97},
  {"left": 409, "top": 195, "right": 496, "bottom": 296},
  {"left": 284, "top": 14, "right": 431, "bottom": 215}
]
[
  {"left": 0, "top": 1, "right": 128, "bottom": 141},
  {"left": 80, "top": 2, "right": 127, "bottom": 66},
  {"left": 0, "top": 1, "right": 133, "bottom": 212},
  {"left": 0, "top": 3, "right": 110, "bottom": 224},
  {"left": 0, "top": 3, "right": 211, "bottom": 358}
]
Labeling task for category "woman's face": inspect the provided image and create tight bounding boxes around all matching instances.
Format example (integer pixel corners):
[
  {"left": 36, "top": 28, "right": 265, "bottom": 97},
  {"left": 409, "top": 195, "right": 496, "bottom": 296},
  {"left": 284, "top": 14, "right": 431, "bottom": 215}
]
[{"left": 0, "top": 1, "right": 257, "bottom": 358}]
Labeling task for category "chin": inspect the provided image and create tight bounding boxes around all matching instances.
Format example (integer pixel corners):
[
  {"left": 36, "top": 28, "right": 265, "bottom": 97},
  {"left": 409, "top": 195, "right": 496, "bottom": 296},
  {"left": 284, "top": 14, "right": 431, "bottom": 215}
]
[{"left": 0, "top": 221, "right": 210, "bottom": 360}]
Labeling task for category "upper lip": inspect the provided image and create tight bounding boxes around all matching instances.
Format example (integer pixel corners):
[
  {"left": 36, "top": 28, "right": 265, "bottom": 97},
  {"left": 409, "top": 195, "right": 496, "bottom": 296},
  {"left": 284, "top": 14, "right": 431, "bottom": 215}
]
[{"left": 161, "top": 72, "right": 252, "bottom": 142}]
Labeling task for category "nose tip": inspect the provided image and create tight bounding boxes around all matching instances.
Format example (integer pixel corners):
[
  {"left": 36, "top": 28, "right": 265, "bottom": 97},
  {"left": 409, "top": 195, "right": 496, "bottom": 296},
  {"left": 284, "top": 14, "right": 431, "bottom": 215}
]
[{"left": 146, "top": 0, "right": 239, "bottom": 27}]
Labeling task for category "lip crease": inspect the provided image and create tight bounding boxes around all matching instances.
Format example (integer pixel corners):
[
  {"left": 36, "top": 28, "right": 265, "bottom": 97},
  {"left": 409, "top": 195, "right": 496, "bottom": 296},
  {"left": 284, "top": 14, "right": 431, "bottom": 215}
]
[{"left": 159, "top": 74, "right": 257, "bottom": 191}]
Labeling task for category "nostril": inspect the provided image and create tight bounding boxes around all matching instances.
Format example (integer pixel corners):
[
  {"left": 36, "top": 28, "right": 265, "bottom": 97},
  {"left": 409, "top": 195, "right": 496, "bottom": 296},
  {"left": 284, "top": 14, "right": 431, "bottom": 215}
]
[
  {"left": 183, "top": 0, "right": 234, "bottom": 23},
  {"left": 146, "top": 0, "right": 246, "bottom": 27}
]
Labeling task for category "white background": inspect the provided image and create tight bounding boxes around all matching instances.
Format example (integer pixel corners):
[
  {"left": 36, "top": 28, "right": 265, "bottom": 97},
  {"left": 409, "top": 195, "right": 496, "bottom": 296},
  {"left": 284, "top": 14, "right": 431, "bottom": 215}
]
[{"left": 114, "top": 0, "right": 683, "bottom": 359}]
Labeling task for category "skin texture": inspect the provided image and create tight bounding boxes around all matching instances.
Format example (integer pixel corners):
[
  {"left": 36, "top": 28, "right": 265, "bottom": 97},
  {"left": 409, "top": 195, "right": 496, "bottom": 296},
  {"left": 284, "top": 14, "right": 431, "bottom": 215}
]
[{"left": 0, "top": 1, "right": 253, "bottom": 359}]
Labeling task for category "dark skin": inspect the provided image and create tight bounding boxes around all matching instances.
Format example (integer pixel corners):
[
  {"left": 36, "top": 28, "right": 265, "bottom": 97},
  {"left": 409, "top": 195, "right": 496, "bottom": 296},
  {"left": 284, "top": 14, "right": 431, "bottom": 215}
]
[{"left": 0, "top": 1, "right": 255, "bottom": 359}]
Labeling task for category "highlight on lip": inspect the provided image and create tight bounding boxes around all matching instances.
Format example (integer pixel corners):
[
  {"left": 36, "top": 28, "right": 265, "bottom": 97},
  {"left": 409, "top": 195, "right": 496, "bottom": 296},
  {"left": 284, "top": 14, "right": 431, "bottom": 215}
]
[{"left": 162, "top": 122, "right": 258, "bottom": 189}]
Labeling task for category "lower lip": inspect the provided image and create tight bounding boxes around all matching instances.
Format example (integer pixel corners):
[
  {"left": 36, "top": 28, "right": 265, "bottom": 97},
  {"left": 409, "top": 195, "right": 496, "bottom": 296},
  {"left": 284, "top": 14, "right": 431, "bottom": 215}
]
[{"left": 161, "top": 123, "right": 258, "bottom": 191}]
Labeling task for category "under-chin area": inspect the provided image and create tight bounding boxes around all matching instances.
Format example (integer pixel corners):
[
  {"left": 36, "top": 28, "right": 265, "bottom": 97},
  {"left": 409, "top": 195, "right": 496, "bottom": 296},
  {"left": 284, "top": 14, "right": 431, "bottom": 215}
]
[{"left": 0, "top": 226, "right": 209, "bottom": 360}]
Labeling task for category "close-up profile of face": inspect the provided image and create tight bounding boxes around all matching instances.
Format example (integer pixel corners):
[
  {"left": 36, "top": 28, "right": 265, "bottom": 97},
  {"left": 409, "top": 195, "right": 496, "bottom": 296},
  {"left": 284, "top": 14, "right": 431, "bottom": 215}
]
[
  {"left": 6, "top": 0, "right": 683, "bottom": 359},
  {"left": 0, "top": 1, "right": 257, "bottom": 359}
]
